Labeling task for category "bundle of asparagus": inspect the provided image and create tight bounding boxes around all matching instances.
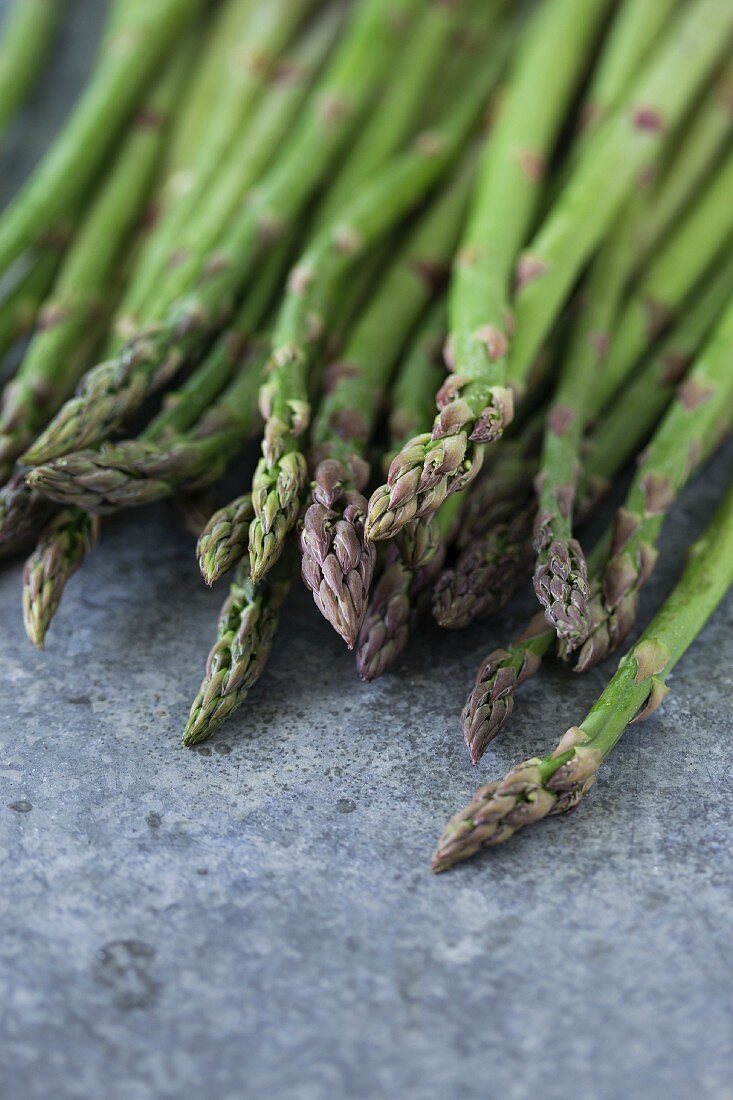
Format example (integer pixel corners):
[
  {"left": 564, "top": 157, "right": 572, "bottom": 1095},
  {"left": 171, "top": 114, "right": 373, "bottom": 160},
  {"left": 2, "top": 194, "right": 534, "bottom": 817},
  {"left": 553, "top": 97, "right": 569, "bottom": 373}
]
[{"left": 1, "top": 0, "right": 732, "bottom": 873}]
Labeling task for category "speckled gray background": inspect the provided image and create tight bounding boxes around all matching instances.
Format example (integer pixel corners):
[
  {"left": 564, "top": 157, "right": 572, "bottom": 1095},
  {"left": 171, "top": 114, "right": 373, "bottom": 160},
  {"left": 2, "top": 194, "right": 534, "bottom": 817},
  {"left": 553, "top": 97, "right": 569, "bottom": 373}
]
[{"left": 1, "top": 4, "right": 732, "bottom": 1099}]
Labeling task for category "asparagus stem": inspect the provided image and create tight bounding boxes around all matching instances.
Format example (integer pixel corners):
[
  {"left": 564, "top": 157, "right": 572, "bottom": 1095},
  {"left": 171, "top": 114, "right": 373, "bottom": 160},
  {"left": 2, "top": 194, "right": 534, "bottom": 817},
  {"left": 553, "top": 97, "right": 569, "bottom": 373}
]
[
  {"left": 22, "top": 0, "right": 422, "bottom": 465},
  {"left": 0, "top": 0, "right": 65, "bottom": 140},
  {"left": 568, "top": 297, "right": 733, "bottom": 671},
  {"left": 248, "top": 61, "right": 499, "bottom": 583},
  {"left": 182, "top": 552, "right": 293, "bottom": 746},
  {"left": 592, "top": 144, "right": 733, "bottom": 414},
  {"left": 0, "top": 52, "right": 186, "bottom": 473},
  {"left": 461, "top": 262, "right": 733, "bottom": 761},
  {"left": 434, "top": 477, "right": 733, "bottom": 870},
  {"left": 0, "top": 0, "right": 206, "bottom": 276},
  {"left": 119, "top": 0, "right": 328, "bottom": 332},
  {"left": 300, "top": 155, "right": 475, "bottom": 646},
  {"left": 22, "top": 507, "right": 98, "bottom": 648},
  {"left": 507, "top": 0, "right": 733, "bottom": 392},
  {"left": 364, "top": 0, "right": 613, "bottom": 541},
  {"left": 27, "top": 343, "right": 266, "bottom": 514}
]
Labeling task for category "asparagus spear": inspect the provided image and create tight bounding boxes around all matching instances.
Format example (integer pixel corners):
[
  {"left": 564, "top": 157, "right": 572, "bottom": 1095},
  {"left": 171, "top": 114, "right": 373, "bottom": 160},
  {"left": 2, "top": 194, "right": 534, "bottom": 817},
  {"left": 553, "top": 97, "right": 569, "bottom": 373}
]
[
  {"left": 356, "top": 494, "right": 462, "bottom": 681},
  {"left": 364, "top": 0, "right": 613, "bottom": 541},
  {"left": 567, "top": 298, "right": 733, "bottom": 673},
  {"left": 577, "top": 0, "right": 681, "bottom": 134},
  {"left": 0, "top": 0, "right": 206, "bottom": 276},
  {"left": 0, "top": 470, "right": 53, "bottom": 559},
  {"left": 119, "top": 0, "right": 323, "bottom": 330},
  {"left": 434, "top": 476, "right": 733, "bottom": 871},
  {"left": 22, "top": 0, "right": 423, "bottom": 466},
  {"left": 312, "top": 0, "right": 481, "bottom": 229},
  {"left": 461, "top": 267, "right": 733, "bottom": 762},
  {"left": 248, "top": 66, "right": 501, "bottom": 584},
  {"left": 592, "top": 144, "right": 733, "bottom": 414},
  {"left": 355, "top": 305, "right": 453, "bottom": 679},
  {"left": 22, "top": 507, "right": 99, "bottom": 649},
  {"left": 27, "top": 343, "right": 266, "bottom": 514},
  {"left": 0, "top": 51, "right": 187, "bottom": 477},
  {"left": 506, "top": 0, "right": 733, "bottom": 393},
  {"left": 0, "top": 232, "right": 70, "bottom": 363},
  {"left": 197, "top": 494, "right": 254, "bottom": 587},
  {"left": 19, "top": 276, "right": 283, "bottom": 640},
  {"left": 0, "top": 0, "right": 65, "bottom": 139},
  {"left": 299, "top": 156, "right": 475, "bottom": 646},
  {"left": 182, "top": 552, "right": 293, "bottom": 747}
]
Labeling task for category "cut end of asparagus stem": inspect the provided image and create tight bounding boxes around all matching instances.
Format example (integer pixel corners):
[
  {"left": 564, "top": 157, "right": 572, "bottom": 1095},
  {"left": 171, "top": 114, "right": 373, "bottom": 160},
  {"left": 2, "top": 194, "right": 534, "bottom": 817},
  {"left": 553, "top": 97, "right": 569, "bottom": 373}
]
[
  {"left": 197, "top": 493, "right": 254, "bottom": 586},
  {"left": 299, "top": 460, "right": 376, "bottom": 650}
]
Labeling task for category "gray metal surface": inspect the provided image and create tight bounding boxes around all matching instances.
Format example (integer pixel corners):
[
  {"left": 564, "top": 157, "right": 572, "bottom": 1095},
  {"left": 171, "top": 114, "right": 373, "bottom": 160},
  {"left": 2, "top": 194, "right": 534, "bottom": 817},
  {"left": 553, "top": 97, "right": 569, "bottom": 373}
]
[{"left": 1, "top": 4, "right": 732, "bottom": 1098}]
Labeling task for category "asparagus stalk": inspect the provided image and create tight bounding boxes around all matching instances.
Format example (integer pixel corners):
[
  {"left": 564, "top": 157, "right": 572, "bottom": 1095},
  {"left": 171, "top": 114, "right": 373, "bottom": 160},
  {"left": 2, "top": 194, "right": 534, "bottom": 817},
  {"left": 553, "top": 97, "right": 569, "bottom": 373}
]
[
  {"left": 119, "top": 0, "right": 323, "bottom": 330},
  {"left": 22, "top": 0, "right": 422, "bottom": 466},
  {"left": 22, "top": 507, "right": 99, "bottom": 649},
  {"left": 383, "top": 301, "right": 446, "bottom": 470},
  {"left": 364, "top": 0, "right": 614, "bottom": 541},
  {"left": 0, "top": 234, "right": 70, "bottom": 363},
  {"left": 567, "top": 298, "right": 733, "bottom": 672},
  {"left": 0, "top": 52, "right": 186, "bottom": 477},
  {"left": 313, "top": 0, "right": 479, "bottom": 229},
  {"left": 0, "top": 0, "right": 65, "bottom": 139},
  {"left": 197, "top": 494, "right": 254, "bottom": 587},
  {"left": 0, "top": 0, "right": 206, "bottom": 276},
  {"left": 299, "top": 156, "right": 475, "bottom": 646},
  {"left": 578, "top": 0, "right": 681, "bottom": 134},
  {"left": 505, "top": 0, "right": 733, "bottom": 392},
  {"left": 27, "top": 343, "right": 266, "bottom": 514},
  {"left": 461, "top": 265, "right": 733, "bottom": 761},
  {"left": 182, "top": 551, "right": 293, "bottom": 746},
  {"left": 434, "top": 477, "right": 733, "bottom": 871},
  {"left": 248, "top": 65, "right": 500, "bottom": 584},
  {"left": 592, "top": 144, "right": 733, "bottom": 414}
]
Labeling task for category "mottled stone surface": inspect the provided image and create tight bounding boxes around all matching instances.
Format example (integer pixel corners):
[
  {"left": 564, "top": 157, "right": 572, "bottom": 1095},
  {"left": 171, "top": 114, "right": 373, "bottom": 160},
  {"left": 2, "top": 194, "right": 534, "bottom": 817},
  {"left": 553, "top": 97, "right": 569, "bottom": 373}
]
[{"left": 1, "top": 4, "right": 733, "bottom": 1098}]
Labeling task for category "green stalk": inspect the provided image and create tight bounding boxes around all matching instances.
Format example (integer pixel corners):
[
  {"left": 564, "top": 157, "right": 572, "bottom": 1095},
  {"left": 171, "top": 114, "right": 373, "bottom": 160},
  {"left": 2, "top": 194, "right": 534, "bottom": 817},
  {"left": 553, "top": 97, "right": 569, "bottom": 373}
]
[
  {"left": 0, "top": 244, "right": 66, "bottom": 362},
  {"left": 631, "top": 58, "right": 733, "bottom": 269},
  {"left": 435, "top": 477, "right": 733, "bottom": 870},
  {"left": 585, "top": 252, "right": 733, "bottom": 487},
  {"left": 247, "top": 63, "right": 498, "bottom": 583},
  {"left": 119, "top": 0, "right": 322, "bottom": 329},
  {"left": 0, "top": 0, "right": 65, "bottom": 139},
  {"left": 507, "top": 0, "right": 733, "bottom": 392},
  {"left": 593, "top": 144, "right": 733, "bottom": 413},
  {"left": 0, "top": 52, "right": 186, "bottom": 474},
  {"left": 313, "top": 0, "right": 478, "bottom": 228},
  {"left": 22, "top": 0, "right": 423, "bottom": 466},
  {"left": 0, "top": 0, "right": 207, "bottom": 275},
  {"left": 384, "top": 300, "right": 446, "bottom": 469},
  {"left": 578, "top": 0, "right": 681, "bottom": 133},
  {"left": 362, "top": 0, "right": 613, "bottom": 543}
]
